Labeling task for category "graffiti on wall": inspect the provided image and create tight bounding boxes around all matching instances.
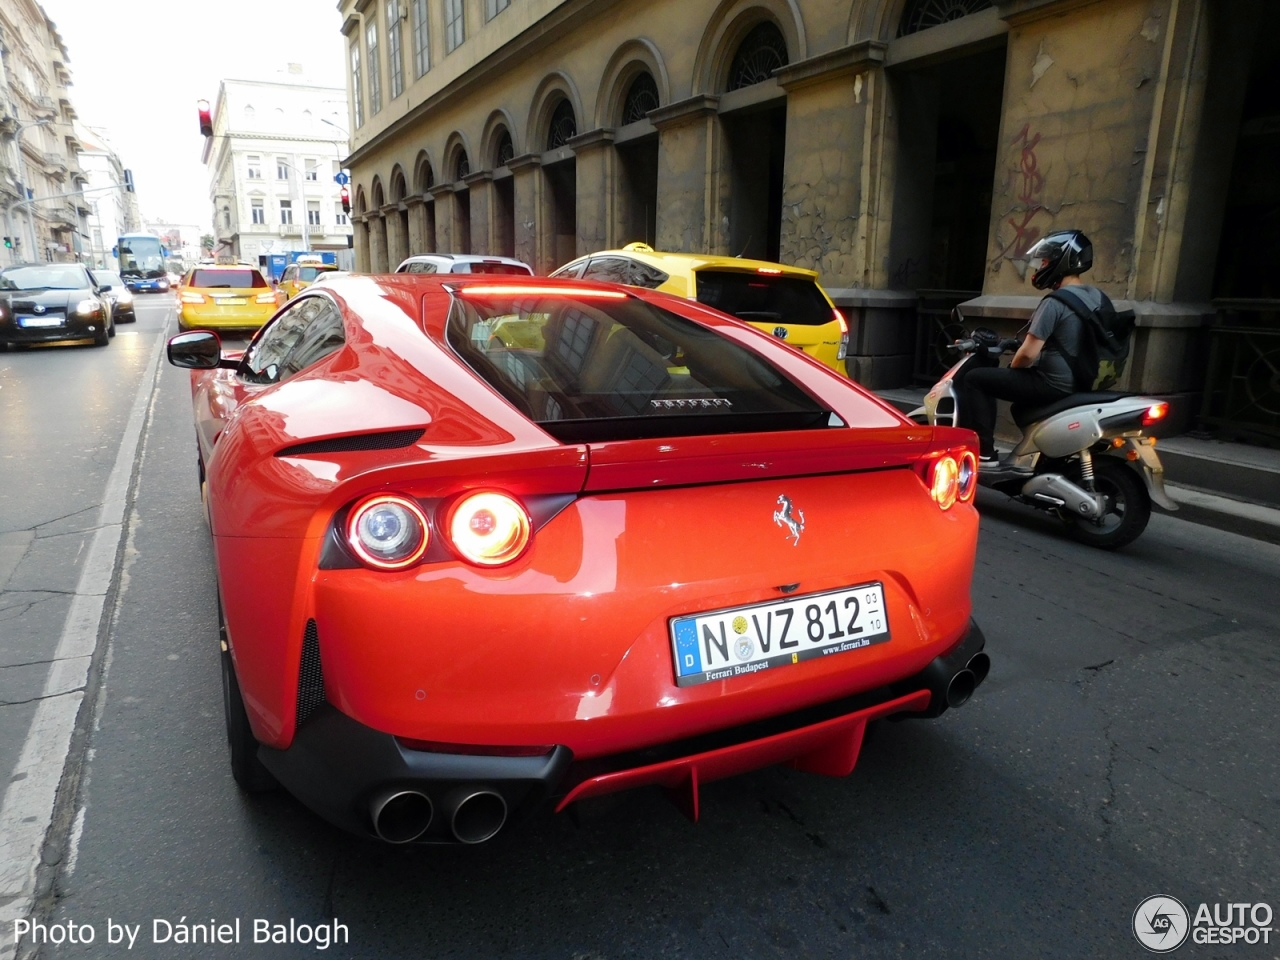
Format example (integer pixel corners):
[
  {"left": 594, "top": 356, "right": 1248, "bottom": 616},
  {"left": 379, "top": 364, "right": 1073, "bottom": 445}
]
[{"left": 991, "top": 123, "right": 1049, "bottom": 270}]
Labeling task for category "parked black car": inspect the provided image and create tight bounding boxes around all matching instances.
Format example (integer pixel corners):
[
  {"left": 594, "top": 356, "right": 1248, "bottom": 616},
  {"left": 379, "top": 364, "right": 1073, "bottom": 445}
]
[
  {"left": 89, "top": 269, "right": 136, "bottom": 323},
  {"left": 0, "top": 263, "right": 115, "bottom": 349}
]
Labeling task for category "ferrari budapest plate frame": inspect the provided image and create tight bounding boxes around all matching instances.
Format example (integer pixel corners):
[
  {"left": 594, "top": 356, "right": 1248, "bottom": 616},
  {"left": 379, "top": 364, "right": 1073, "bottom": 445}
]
[{"left": 671, "top": 582, "right": 890, "bottom": 686}]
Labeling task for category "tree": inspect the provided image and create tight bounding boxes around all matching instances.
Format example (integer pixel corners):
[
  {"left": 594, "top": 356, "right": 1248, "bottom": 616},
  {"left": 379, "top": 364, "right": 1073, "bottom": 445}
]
[{"left": 200, "top": 234, "right": 214, "bottom": 252}]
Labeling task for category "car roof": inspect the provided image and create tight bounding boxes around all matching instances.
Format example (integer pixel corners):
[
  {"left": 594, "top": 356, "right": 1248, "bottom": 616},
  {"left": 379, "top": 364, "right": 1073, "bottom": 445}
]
[
  {"left": 397, "top": 254, "right": 531, "bottom": 266},
  {"left": 562, "top": 245, "right": 821, "bottom": 282}
]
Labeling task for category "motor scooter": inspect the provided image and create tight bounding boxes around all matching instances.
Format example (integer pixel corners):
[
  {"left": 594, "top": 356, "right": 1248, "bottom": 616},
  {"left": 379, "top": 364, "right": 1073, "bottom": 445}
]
[{"left": 910, "top": 328, "right": 1177, "bottom": 550}]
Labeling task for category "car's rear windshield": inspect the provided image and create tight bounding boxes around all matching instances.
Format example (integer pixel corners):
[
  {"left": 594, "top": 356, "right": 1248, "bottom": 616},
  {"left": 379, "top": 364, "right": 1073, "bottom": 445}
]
[
  {"left": 695, "top": 270, "right": 832, "bottom": 326},
  {"left": 299, "top": 266, "right": 333, "bottom": 282},
  {"left": 461, "top": 262, "right": 532, "bottom": 276},
  {"left": 189, "top": 269, "right": 268, "bottom": 289},
  {"left": 446, "top": 291, "right": 830, "bottom": 443}
]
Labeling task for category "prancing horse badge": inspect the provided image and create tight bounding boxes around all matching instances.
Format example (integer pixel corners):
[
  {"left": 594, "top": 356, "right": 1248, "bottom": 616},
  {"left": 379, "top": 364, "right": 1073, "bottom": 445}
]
[{"left": 773, "top": 495, "right": 804, "bottom": 546}]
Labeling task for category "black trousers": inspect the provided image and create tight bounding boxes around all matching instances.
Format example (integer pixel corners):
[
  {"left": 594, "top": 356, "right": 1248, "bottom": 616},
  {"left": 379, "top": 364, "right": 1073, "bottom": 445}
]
[{"left": 958, "top": 365, "right": 1070, "bottom": 458}]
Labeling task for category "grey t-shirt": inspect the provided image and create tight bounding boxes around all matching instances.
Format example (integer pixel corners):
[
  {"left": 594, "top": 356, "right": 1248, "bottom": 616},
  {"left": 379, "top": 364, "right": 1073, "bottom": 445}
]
[{"left": 1027, "top": 285, "right": 1102, "bottom": 393}]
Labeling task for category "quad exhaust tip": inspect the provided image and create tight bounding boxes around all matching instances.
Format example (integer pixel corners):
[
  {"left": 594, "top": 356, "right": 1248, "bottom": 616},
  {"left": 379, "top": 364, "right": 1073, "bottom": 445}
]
[
  {"left": 370, "top": 790, "right": 434, "bottom": 844},
  {"left": 449, "top": 790, "right": 508, "bottom": 844}
]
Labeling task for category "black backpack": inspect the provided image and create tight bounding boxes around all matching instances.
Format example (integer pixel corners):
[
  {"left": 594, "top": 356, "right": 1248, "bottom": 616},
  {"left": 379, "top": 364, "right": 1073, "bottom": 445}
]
[{"left": 1046, "top": 288, "right": 1135, "bottom": 391}]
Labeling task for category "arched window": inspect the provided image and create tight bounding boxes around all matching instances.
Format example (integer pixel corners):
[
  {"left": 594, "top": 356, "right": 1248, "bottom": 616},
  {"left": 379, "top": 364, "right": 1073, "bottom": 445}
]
[
  {"left": 454, "top": 149, "right": 470, "bottom": 181},
  {"left": 546, "top": 99, "right": 577, "bottom": 150},
  {"left": 727, "top": 22, "right": 788, "bottom": 91},
  {"left": 243, "top": 104, "right": 256, "bottom": 124},
  {"left": 898, "top": 0, "right": 993, "bottom": 36},
  {"left": 495, "top": 130, "right": 514, "bottom": 167},
  {"left": 622, "top": 73, "right": 659, "bottom": 125}
]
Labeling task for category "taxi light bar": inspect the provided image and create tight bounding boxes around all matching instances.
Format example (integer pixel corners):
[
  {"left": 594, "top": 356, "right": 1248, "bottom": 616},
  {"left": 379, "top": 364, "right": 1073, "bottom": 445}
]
[
  {"left": 1142, "top": 401, "right": 1169, "bottom": 426},
  {"left": 457, "top": 285, "right": 627, "bottom": 300}
]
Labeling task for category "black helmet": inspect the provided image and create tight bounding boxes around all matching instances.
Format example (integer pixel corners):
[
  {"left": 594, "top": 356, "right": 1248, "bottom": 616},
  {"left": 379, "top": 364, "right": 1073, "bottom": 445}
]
[{"left": 1027, "top": 230, "right": 1093, "bottom": 290}]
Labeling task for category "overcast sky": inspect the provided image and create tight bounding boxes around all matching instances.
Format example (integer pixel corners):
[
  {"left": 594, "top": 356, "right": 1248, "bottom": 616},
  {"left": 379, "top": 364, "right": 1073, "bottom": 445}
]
[{"left": 40, "top": 0, "right": 348, "bottom": 232}]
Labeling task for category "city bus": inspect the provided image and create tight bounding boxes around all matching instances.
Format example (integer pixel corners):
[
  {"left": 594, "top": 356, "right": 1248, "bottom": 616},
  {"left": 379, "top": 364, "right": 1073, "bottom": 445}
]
[{"left": 115, "top": 234, "right": 171, "bottom": 293}]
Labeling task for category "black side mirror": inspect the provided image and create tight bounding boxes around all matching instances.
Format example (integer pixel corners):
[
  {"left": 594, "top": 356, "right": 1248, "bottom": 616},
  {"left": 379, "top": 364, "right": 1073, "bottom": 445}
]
[
  {"left": 167, "top": 330, "right": 224, "bottom": 369},
  {"left": 99, "top": 284, "right": 113, "bottom": 292}
]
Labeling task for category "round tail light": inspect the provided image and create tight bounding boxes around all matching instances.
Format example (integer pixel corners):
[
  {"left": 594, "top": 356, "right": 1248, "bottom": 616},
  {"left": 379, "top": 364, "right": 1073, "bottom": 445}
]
[
  {"left": 347, "top": 495, "right": 430, "bottom": 570},
  {"left": 448, "top": 492, "right": 531, "bottom": 566},
  {"left": 930, "top": 455, "right": 960, "bottom": 511},
  {"left": 957, "top": 450, "right": 978, "bottom": 502}
]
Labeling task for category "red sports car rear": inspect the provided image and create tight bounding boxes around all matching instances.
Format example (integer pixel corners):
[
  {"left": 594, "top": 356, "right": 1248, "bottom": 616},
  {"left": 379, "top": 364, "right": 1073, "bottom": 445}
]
[{"left": 169, "top": 275, "right": 986, "bottom": 845}]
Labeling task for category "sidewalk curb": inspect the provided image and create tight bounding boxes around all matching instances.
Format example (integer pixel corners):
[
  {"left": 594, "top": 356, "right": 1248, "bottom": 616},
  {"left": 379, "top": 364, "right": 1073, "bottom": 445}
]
[{"left": 1159, "top": 483, "right": 1280, "bottom": 546}]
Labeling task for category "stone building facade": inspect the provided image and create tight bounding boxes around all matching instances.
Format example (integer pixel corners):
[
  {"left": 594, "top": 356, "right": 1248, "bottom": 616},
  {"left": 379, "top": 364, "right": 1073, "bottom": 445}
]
[
  {"left": 202, "top": 76, "right": 354, "bottom": 265},
  {"left": 338, "top": 0, "right": 1280, "bottom": 442},
  {"left": 77, "top": 123, "right": 140, "bottom": 271},
  {"left": 0, "top": 0, "right": 89, "bottom": 265}
]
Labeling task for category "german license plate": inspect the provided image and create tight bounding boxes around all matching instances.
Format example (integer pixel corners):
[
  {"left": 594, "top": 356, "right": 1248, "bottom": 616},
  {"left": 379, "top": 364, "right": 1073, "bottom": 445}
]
[
  {"left": 17, "top": 315, "right": 62, "bottom": 327},
  {"left": 215, "top": 297, "right": 247, "bottom": 306},
  {"left": 670, "top": 583, "right": 890, "bottom": 687}
]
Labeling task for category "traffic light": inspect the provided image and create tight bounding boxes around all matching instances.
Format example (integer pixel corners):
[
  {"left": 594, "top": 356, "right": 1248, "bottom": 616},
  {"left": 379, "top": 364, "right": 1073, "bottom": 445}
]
[
  {"left": 197, "top": 99, "right": 213, "bottom": 138},
  {"left": 3, "top": 237, "right": 10, "bottom": 249},
  {"left": 340, "top": 186, "right": 351, "bottom": 215},
  {"left": 123, "top": 169, "right": 135, "bottom": 193}
]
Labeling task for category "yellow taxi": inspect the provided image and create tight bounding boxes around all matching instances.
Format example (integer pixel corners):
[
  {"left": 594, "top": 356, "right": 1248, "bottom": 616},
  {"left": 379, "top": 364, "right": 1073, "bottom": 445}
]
[
  {"left": 178, "top": 263, "right": 282, "bottom": 332},
  {"left": 550, "top": 243, "right": 849, "bottom": 376},
  {"left": 279, "top": 257, "right": 339, "bottom": 300}
]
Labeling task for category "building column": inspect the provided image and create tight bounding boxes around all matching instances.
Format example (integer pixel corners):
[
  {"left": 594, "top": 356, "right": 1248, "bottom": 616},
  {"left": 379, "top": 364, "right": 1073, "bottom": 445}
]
[
  {"left": 368, "top": 215, "right": 388, "bottom": 272},
  {"left": 463, "top": 170, "right": 494, "bottom": 255},
  {"left": 427, "top": 184, "right": 455, "bottom": 254},
  {"left": 381, "top": 203, "right": 406, "bottom": 267},
  {"left": 568, "top": 128, "right": 616, "bottom": 256},
  {"left": 649, "top": 95, "right": 728, "bottom": 255},
  {"left": 354, "top": 217, "right": 370, "bottom": 272},
  {"left": 508, "top": 153, "right": 541, "bottom": 270},
  {"left": 404, "top": 195, "right": 426, "bottom": 255}
]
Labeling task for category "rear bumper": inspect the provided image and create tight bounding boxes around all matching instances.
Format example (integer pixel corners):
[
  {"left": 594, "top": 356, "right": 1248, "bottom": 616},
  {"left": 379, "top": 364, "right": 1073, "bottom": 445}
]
[
  {"left": 180, "top": 305, "right": 275, "bottom": 330},
  {"left": 260, "top": 619, "right": 986, "bottom": 842}
]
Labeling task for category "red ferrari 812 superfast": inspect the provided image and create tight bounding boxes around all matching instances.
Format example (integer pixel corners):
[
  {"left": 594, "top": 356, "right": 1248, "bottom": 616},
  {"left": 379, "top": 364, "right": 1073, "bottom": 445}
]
[{"left": 167, "top": 274, "right": 987, "bottom": 845}]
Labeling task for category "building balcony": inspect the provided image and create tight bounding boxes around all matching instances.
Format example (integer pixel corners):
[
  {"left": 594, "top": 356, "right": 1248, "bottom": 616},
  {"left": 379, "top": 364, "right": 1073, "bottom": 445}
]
[
  {"left": 279, "top": 223, "right": 303, "bottom": 237},
  {"left": 42, "top": 152, "right": 69, "bottom": 178}
]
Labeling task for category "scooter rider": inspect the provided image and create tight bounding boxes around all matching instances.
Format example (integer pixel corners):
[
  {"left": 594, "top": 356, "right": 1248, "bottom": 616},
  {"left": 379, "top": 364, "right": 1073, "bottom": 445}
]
[{"left": 959, "top": 230, "right": 1109, "bottom": 465}]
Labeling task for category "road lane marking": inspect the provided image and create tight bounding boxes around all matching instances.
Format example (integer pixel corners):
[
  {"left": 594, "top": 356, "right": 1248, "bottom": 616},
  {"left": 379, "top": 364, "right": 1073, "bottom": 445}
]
[{"left": 0, "top": 327, "right": 165, "bottom": 957}]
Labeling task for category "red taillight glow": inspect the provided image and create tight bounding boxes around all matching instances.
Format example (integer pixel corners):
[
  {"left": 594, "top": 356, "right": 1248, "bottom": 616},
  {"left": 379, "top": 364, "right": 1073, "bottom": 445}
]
[
  {"left": 346, "top": 495, "right": 430, "bottom": 570},
  {"left": 447, "top": 491, "right": 531, "bottom": 566},
  {"left": 457, "top": 285, "right": 628, "bottom": 300},
  {"left": 1142, "top": 402, "right": 1169, "bottom": 426},
  {"left": 930, "top": 455, "right": 961, "bottom": 511},
  {"left": 756, "top": 267, "right": 783, "bottom": 275},
  {"left": 833, "top": 309, "right": 848, "bottom": 335}
]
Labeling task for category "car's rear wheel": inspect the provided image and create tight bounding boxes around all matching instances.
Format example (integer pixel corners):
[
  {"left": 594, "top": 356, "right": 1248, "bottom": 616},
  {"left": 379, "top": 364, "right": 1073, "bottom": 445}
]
[
  {"left": 218, "top": 595, "right": 278, "bottom": 793},
  {"left": 1067, "top": 457, "right": 1150, "bottom": 550}
]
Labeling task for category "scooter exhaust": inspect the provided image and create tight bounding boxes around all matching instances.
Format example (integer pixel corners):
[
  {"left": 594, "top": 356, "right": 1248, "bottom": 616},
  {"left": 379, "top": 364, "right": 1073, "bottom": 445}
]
[
  {"left": 1021, "top": 474, "right": 1104, "bottom": 519},
  {"left": 370, "top": 789, "right": 434, "bottom": 844}
]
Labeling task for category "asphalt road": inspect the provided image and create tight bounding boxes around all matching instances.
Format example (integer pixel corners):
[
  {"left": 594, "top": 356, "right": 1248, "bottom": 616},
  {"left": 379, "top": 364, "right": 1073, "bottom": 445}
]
[{"left": 3, "top": 299, "right": 1277, "bottom": 958}]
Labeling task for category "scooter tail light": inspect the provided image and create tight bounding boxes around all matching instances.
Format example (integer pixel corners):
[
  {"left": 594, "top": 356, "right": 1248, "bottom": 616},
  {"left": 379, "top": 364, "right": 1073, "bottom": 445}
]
[
  {"left": 346, "top": 495, "right": 430, "bottom": 570},
  {"left": 1141, "top": 401, "right": 1169, "bottom": 426},
  {"left": 447, "top": 491, "right": 532, "bottom": 566},
  {"left": 929, "top": 455, "right": 960, "bottom": 511}
]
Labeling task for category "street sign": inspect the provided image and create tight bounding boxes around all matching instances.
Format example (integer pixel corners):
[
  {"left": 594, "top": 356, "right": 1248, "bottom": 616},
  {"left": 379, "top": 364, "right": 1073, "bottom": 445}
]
[{"left": 333, "top": 172, "right": 350, "bottom": 186}]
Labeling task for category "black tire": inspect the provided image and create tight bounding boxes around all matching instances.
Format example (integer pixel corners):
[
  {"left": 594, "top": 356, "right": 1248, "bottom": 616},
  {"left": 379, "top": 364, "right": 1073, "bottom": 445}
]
[
  {"left": 1068, "top": 457, "right": 1150, "bottom": 550},
  {"left": 218, "top": 598, "right": 278, "bottom": 792},
  {"left": 108, "top": 316, "right": 116, "bottom": 338},
  {"left": 92, "top": 322, "right": 109, "bottom": 347}
]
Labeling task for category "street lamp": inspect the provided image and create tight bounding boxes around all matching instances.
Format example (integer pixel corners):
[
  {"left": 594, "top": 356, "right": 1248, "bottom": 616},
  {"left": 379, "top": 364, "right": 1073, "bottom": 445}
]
[{"left": 3, "top": 118, "right": 52, "bottom": 261}]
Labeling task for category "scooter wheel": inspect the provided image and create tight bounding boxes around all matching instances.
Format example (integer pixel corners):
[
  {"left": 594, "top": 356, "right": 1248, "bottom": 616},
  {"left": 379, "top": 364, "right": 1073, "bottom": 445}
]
[{"left": 1068, "top": 457, "right": 1150, "bottom": 550}]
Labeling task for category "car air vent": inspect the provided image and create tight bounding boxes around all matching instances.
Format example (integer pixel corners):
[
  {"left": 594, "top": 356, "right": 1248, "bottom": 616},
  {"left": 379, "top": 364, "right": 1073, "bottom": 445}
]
[
  {"left": 296, "top": 619, "right": 326, "bottom": 727},
  {"left": 275, "top": 428, "right": 426, "bottom": 457}
]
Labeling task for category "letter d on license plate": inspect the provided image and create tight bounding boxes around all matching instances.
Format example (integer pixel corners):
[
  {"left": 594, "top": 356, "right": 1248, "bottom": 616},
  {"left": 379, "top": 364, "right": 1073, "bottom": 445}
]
[{"left": 669, "top": 582, "right": 890, "bottom": 686}]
